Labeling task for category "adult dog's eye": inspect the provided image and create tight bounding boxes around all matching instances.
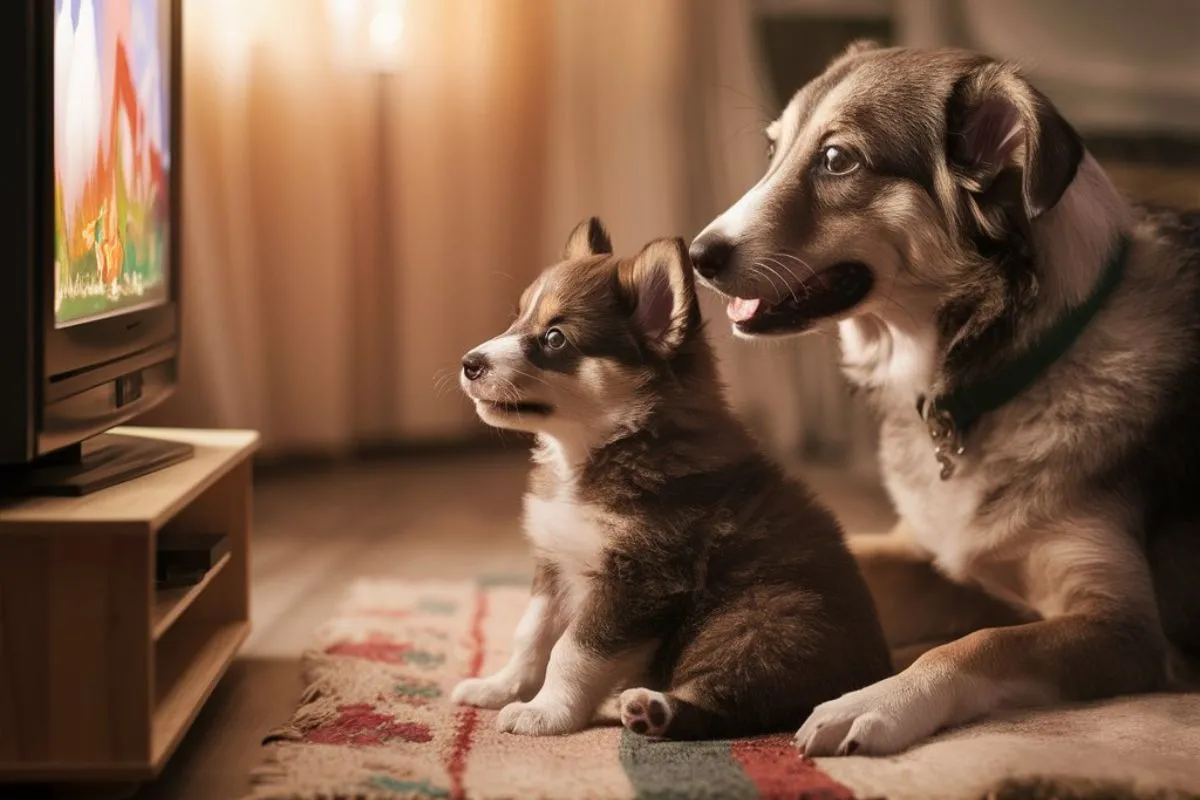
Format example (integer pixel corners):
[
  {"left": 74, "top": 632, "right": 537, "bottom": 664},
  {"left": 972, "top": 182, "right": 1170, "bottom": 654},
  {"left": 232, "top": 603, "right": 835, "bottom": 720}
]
[
  {"left": 544, "top": 328, "right": 567, "bottom": 350},
  {"left": 820, "top": 145, "right": 859, "bottom": 176}
]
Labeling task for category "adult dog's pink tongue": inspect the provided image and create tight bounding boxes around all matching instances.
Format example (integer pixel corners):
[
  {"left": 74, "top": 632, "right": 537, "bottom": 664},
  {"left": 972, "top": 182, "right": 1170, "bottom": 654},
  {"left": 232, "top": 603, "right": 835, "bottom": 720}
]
[{"left": 726, "top": 297, "right": 761, "bottom": 322}]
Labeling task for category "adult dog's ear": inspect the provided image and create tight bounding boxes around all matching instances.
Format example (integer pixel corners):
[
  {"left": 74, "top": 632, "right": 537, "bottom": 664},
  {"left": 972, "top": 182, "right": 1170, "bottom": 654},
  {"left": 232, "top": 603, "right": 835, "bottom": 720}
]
[
  {"left": 564, "top": 216, "right": 613, "bottom": 260},
  {"left": 947, "top": 63, "right": 1083, "bottom": 221},
  {"left": 619, "top": 237, "right": 697, "bottom": 357}
]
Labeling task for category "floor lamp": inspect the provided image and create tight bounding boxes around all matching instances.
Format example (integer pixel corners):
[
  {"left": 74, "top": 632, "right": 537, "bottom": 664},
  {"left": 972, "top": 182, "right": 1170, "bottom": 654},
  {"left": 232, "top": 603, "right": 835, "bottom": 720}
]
[{"left": 327, "top": 0, "right": 408, "bottom": 437}]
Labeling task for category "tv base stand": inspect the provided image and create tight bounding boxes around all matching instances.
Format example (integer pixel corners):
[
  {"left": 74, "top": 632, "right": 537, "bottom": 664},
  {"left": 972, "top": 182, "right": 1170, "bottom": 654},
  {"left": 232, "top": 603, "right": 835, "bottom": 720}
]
[
  {"left": 0, "top": 427, "right": 258, "bottom": 783},
  {"left": 1, "top": 432, "right": 195, "bottom": 497}
]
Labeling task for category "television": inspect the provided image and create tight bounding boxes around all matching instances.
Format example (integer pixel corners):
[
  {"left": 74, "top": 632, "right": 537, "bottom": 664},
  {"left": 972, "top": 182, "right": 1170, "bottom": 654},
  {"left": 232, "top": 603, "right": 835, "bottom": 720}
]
[{"left": 0, "top": 0, "right": 187, "bottom": 495}]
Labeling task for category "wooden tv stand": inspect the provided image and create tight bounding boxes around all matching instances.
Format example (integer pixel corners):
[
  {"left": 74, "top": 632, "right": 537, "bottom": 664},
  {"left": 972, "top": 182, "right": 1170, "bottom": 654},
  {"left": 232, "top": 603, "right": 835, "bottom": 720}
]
[{"left": 0, "top": 427, "right": 259, "bottom": 782}]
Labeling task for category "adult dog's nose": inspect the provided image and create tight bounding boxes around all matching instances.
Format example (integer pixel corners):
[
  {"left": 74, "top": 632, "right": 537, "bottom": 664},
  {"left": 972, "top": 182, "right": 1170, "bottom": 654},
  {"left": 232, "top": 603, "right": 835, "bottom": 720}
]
[
  {"left": 689, "top": 236, "right": 736, "bottom": 280},
  {"left": 461, "top": 351, "right": 489, "bottom": 381}
]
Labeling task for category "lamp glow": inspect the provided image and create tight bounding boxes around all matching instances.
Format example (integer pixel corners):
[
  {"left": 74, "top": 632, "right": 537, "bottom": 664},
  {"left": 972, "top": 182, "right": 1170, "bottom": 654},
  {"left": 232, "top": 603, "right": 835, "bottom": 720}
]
[{"left": 368, "top": 0, "right": 406, "bottom": 71}]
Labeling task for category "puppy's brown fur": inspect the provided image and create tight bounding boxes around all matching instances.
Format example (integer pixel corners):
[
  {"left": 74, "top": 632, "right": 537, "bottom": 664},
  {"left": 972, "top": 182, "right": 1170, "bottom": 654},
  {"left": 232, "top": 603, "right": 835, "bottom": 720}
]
[{"left": 452, "top": 219, "right": 890, "bottom": 739}]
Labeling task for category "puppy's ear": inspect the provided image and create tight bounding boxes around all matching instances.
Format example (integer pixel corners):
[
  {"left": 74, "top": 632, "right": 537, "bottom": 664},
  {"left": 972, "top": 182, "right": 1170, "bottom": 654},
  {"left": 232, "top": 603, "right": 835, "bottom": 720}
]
[
  {"left": 839, "top": 38, "right": 881, "bottom": 59},
  {"left": 563, "top": 216, "right": 613, "bottom": 260},
  {"left": 620, "top": 238, "right": 697, "bottom": 356},
  {"left": 947, "top": 63, "right": 1083, "bottom": 220}
]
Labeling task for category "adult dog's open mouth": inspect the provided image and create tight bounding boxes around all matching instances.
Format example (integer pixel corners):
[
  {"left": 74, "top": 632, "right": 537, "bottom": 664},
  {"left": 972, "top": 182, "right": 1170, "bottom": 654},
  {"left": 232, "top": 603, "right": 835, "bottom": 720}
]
[
  {"left": 477, "top": 399, "right": 553, "bottom": 416},
  {"left": 724, "top": 261, "right": 874, "bottom": 335}
]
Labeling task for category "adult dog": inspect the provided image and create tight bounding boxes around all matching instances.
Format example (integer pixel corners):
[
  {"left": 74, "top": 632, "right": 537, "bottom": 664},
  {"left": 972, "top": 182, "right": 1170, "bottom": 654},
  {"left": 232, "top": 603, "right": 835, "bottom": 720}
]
[{"left": 691, "top": 41, "right": 1200, "bottom": 756}]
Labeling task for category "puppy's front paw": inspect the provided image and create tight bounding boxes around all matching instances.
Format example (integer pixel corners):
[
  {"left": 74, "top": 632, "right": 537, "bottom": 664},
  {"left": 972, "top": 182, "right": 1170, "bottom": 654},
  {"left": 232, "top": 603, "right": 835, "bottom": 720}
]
[
  {"left": 496, "top": 700, "right": 581, "bottom": 736},
  {"left": 451, "top": 675, "right": 521, "bottom": 709},
  {"left": 619, "top": 688, "right": 672, "bottom": 737},
  {"left": 793, "top": 674, "right": 943, "bottom": 757}
]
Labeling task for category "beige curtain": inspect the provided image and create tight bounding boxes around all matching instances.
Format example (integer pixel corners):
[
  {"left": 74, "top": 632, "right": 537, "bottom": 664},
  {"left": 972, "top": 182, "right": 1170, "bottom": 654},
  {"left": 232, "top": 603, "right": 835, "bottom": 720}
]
[{"left": 154, "top": 0, "right": 815, "bottom": 457}]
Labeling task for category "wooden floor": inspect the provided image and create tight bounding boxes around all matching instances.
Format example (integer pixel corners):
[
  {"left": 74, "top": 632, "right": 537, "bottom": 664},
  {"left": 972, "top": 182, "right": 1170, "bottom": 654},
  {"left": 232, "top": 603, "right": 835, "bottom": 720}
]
[{"left": 8, "top": 450, "right": 894, "bottom": 800}]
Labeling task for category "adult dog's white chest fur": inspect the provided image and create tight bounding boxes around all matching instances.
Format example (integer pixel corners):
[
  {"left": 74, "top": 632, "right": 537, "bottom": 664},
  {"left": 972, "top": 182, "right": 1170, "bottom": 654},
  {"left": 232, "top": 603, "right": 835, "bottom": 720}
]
[
  {"left": 879, "top": 417, "right": 989, "bottom": 579},
  {"left": 841, "top": 318, "right": 1003, "bottom": 587}
]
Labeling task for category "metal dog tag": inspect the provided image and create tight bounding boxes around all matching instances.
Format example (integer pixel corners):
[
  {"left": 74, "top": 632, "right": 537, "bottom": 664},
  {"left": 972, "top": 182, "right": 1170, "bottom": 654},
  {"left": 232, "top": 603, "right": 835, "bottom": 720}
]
[{"left": 924, "top": 406, "right": 964, "bottom": 481}]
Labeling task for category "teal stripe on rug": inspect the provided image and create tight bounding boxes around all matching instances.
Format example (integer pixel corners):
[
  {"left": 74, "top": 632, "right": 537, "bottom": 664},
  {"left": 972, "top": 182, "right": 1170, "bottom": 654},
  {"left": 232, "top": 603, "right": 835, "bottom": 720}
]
[{"left": 619, "top": 729, "right": 759, "bottom": 800}]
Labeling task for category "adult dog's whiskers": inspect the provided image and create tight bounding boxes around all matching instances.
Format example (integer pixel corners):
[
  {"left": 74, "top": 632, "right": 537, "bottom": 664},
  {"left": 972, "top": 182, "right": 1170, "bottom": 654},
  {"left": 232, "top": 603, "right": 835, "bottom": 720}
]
[
  {"left": 749, "top": 263, "right": 788, "bottom": 304},
  {"left": 774, "top": 251, "right": 822, "bottom": 284},
  {"left": 881, "top": 269, "right": 920, "bottom": 329},
  {"left": 760, "top": 257, "right": 802, "bottom": 303},
  {"left": 773, "top": 251, "right": 823, "bottom": 299},
  {"left": 759, "top": 261, "right": 799, "bottom": 304}
]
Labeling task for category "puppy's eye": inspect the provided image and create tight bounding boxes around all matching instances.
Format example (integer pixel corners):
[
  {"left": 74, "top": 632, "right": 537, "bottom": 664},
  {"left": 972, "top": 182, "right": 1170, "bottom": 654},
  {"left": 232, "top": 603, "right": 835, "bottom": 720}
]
[
  {"left": 766, "top": 138, "right": 777, "bottom": 161},
  {"left": 544, "top": 328, "right": 567, "bottom": 350},
  {"left": 820, "top": 145, "right": 858, "bottom": 176}
]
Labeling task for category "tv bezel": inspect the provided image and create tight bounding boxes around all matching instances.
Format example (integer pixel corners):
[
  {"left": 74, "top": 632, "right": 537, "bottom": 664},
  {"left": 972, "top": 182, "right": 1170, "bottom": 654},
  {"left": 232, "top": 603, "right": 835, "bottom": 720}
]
[{"left": 0, "top": 0, "right": 183, "bottom": 465}]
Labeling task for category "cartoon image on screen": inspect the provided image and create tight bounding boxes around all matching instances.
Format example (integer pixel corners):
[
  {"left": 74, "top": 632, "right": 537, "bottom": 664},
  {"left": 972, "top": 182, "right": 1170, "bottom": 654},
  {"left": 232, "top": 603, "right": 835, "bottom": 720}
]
[{"left": 54, "top": 0, "right": 170, "bottom": 328}]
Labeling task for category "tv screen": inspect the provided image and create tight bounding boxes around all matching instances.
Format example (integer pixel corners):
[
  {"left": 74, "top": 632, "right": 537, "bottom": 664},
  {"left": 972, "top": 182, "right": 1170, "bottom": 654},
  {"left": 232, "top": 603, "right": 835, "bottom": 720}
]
[
  {"left": 0, "top": 0, "right": 182, "bottom": 475},
  {"left": 53, "top": 0, "right": 171, "bottom": 329}
]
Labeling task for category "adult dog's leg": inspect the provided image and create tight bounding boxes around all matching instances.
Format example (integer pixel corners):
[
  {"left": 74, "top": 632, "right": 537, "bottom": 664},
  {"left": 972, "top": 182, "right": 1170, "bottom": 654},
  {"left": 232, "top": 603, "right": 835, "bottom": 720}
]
[
  {"left": 799, "top": 521, "right": 1168, "bottom": 756},
  {"left": 849, "top": 522, "right": 1028, "bottom": 653}
]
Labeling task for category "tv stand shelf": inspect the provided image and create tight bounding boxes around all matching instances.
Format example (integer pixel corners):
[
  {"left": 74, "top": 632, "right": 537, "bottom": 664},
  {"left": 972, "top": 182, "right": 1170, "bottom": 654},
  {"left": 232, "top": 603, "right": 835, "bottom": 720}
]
[{"left": 0, "top": 427, "right": 259, "bottom": 782}]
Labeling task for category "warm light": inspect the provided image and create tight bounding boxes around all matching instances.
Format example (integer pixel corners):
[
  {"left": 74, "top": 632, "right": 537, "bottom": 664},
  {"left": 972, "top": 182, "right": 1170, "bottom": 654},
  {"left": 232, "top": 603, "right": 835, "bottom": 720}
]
[
  {"left": 326, "top": 0, "right": 359, "bottom": 30},
  {"left": 368, "top": 0, "right": 407, "bottom": 72},
  {"left": 369, "top": 6, "right": 402, "bottom": 51},
  {"left": 324, "top": 0, "right": 407, "bottom": 73},
  {"left": 325, "top": 0, "right": 360, "bottom": 70}
]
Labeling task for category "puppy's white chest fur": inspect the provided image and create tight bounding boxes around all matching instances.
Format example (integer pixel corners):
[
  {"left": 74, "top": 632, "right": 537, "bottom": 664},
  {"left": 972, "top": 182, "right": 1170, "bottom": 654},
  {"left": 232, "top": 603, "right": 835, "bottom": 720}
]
[{"left": 523, "top": 485, "right": 608, "bottom": 616}]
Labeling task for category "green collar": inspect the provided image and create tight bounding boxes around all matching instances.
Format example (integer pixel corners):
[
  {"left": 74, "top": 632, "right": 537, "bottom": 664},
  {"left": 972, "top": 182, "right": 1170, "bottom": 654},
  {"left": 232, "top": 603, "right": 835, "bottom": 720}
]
[{"left": 917, "top": 234, "right": 1131, "bottom": 479}]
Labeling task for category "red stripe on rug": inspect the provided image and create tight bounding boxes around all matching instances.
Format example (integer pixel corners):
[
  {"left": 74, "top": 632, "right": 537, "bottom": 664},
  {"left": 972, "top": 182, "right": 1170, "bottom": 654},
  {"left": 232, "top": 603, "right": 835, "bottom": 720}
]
[
  {"left": 732, "top": 735, "right": 857, "bottom": 800},
  {"left": 447, "top": 587, "right": 489, "bottom": 800}
]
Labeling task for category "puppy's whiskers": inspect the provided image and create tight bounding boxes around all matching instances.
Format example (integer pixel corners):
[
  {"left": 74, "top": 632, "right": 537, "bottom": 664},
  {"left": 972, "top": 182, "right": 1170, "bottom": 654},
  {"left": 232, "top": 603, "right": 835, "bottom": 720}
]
[
  {"left": 510, "top": 367, "right": 552, "bottom": 389},
  {"left": 511, "top": 366, "right": 590, "bottom": 406},
  {"left": 494, "top": 376, "right": 524, "bottom": 405},
  {"left": 433, "top": 368, "right": 458, "bottom": 398}
]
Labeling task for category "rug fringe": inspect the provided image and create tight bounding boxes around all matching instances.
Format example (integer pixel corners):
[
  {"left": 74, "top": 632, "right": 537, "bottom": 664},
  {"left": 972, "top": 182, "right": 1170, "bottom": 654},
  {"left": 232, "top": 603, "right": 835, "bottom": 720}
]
[
  {"left": 245, "top": 749, "right": 404, "bottom": 800},
  {"left": 257, "top": 670, "right": 345, "bottom": 746}
]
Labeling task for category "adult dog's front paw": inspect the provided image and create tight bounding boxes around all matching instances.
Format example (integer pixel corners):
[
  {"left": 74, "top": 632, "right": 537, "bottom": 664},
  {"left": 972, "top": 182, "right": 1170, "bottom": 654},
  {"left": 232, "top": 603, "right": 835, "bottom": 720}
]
[
  {"left": 496, "top": 700, "right": 582, "bottom": 736},
  {"left": 794, "top": 674, "right": 945, "bottom": 757},
  {"left": 450, "top": 675, "right": 521, "bottom": 709}
]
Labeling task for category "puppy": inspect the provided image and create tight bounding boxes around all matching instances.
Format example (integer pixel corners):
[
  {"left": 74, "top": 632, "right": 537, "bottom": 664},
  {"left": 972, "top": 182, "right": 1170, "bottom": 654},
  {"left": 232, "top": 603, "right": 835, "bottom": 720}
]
[
  {"left": 691, "top": 40, "right": 1200, "bottom": 756},
  {"left": 451, "top": 218, "right": 891, "bottom": 739}
]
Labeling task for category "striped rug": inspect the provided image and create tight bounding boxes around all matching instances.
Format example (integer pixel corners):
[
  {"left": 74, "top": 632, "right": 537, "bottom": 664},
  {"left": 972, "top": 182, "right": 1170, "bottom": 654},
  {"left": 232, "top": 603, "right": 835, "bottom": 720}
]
[
  {"left": 248, "top": 579, "right": 1200, "bottom": 800},
  {"left": 248, "top": 578, "right": 853, "bottom": 800}
]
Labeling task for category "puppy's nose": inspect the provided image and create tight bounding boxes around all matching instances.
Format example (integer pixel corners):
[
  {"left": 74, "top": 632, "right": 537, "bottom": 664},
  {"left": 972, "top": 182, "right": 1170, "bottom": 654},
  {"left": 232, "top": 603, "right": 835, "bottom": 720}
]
[
  {"left": 689, "top": 236, "right": 736, "bottom": 280},
  {"left": 461, "top": 352, "right": 489, "bottom": 381}
]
